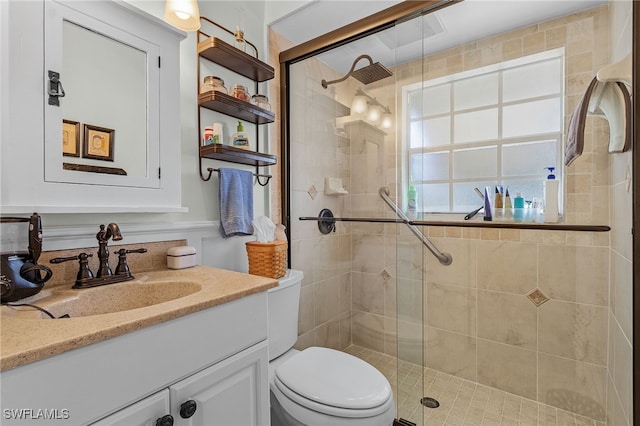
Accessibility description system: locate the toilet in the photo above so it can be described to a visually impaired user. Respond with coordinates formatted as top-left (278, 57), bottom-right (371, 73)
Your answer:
top-left (267, 270), bottom-right (396, 426)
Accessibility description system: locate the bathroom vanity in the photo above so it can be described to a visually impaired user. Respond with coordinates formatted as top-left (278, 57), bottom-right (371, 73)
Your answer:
top-left (0, 267), bottom-right (277, 425)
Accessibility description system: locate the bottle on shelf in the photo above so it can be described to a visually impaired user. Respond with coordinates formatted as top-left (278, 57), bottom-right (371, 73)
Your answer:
top-left (543, 166), bottom-right (559, 223)
top-left (202, 126), bottom-right (214, 146)
top-left (212, 123), bottom-right (223, 145)
top-left (407, 184), bottom-right (417, 219)
top-left (231, 84), bottom-right (251, 102)
top-left (231, 121), bottom-right (250, 149)
top-left (234, 26), bottom-right (246, 52)
top-left (200, 76), bottom-right (227, 95)
top-left (513, 192), bottom-right (525, 222)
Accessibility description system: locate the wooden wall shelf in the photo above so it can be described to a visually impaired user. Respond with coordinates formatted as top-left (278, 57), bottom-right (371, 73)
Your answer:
top-left (198, 91), bottom-right (275, 124)
top-left (197, 37), bottom-right (274, 82)
top-left (196, 27), bottom-right (276, 183)
top-left (200, 144), bottom-right (276, 167)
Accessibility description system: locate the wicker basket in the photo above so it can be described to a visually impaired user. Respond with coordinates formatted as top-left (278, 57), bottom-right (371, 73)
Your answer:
top-left (246, 240), bottom-right (287, 279)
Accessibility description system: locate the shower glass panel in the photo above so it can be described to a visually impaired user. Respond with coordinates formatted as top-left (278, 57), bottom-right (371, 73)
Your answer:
top-left (282, 1), bottom-right (632, 425)
top-left (286, 13), bottom-right (427, 426)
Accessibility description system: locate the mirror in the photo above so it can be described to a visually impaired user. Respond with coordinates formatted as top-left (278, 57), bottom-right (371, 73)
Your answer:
top-left (44, 0), bottom-right (160, 188)
top-left (61, 20), bottom-right (147, 177)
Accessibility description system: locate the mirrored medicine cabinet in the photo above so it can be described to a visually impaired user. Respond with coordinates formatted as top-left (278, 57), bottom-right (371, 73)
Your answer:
top-left (0, 0), bottom-right (186, 213)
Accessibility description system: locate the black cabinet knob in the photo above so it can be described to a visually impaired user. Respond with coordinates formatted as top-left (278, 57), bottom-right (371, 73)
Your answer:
top-left (155, 414), bottom-right (174, 426)
top-left (179, 400), bottom-right (197, 419)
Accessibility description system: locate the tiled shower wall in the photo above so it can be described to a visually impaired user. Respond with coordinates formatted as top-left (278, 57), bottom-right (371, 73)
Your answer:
top-left (271, 3), bottom-right (632, 424)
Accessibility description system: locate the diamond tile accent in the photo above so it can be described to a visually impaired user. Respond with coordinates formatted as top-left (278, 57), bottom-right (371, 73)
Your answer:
top-left (527, 288), bottom-right (550, 307)
top-left (379, 269), bottom-right (391, 281)
top-left (307, 185), bottom-right (318, 200)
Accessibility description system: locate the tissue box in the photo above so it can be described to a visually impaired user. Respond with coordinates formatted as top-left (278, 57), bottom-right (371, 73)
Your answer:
top-left (167, 246), bottom-right (196, 269)
top-left (246, 241), bottom-right (287, 279)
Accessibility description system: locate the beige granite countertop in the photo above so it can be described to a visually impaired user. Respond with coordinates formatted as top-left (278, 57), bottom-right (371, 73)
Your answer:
top-left (0, 266), bottom-right (277, 372)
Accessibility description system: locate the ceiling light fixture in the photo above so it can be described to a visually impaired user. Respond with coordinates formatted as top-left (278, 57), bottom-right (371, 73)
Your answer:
top-left (352, 88), bottom-right (392, 128)
top-left (164, 0), bottom-right (201, 31)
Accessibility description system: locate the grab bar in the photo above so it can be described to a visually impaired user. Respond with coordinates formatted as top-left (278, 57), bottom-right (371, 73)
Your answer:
top-left (379, 187), bottom-right (453, 266)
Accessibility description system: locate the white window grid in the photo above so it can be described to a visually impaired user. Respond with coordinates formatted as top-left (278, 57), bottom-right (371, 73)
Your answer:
top-left (404, 49), bottom-right (565, 213)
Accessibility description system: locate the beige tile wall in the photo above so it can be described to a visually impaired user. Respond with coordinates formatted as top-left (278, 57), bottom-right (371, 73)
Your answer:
top-left (272, 3), bottom-right (633, 424)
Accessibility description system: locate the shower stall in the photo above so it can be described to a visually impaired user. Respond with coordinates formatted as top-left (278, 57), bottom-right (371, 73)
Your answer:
top-left (275, 1), bottom-right (635, 425)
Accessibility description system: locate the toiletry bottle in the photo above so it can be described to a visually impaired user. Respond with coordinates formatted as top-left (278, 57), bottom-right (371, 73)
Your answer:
top-left (202, 126), bottom-right (214, 146)
top-left (231, 121), bottom-right (250, 149)
top-left (494, 185), bottom-right (503, 209)
top-left (212, 123), bottom-right (223, 145)
top-left (483, 186), bottom-right (493, 221)
top-left (503, 187), bottom-right (512, 218)
top-left (234, 26), bottom-right (246, 52)
top-left (543, 167), bottom-right (559, 223)
top-left (504, 188), bottom-right (512, 208)
top-left (494, 185), bottom-right (504, 218)
top-left (407, 185), bottom-right (417, 219)
top-left (513, 192), bottom-right (525, 222)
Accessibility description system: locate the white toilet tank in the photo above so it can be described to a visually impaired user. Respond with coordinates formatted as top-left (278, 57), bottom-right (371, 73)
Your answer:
top-left (267, 269), bottom-right (303, 361)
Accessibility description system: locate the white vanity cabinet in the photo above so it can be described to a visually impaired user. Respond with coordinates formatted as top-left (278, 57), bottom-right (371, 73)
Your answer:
top-left (0, 293), bottom-right (270, 426)
top-left (91, 342), bottom-right (268, 426)
top-left (90, 389), bottom-right (172, 426)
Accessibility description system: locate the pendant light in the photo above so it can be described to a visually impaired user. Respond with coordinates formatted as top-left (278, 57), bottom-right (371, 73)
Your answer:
top-left (380, 109), bottom-right (393, 129)
top-left (164, 0), bottom-right (201, 31)
top-left (366, 102), bottom-right (382, 123)
top-left (351, 93), bottom-right (368, 115)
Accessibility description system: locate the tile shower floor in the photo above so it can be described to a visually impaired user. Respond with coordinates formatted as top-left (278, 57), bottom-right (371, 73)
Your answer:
top-left (344, 345), bottom-right (605, 426)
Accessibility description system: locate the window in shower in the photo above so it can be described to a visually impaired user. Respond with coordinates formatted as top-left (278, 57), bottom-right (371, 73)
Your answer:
top-left (405, 49), bottom-right (564, 213)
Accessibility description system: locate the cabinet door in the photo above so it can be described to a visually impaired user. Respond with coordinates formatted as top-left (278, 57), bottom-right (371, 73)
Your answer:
top-left (90, 389), bottom-right (172, 426)
top-left (170, 341), bottom-right (269, 426)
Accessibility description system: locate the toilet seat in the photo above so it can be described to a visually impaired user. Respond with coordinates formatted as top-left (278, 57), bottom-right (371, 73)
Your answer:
top-left (273, 347), bottom-right (393, 418)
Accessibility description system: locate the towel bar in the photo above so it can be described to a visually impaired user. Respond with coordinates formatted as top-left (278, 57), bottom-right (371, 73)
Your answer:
top-left (208, 167), bottom-right (272, 186)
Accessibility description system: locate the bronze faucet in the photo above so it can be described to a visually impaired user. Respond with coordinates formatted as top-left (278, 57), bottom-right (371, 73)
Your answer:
top-left (50, 223), bottom-right (146, 289)
top-left (96, 223), bottom-right (122, 277)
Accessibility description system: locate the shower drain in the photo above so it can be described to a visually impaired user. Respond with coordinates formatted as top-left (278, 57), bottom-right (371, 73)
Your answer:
top-left (420, 397), bottom-right (440, 408)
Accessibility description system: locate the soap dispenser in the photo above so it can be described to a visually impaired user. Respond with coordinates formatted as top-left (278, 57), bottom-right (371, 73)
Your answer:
top-left (231, 121), bottom-right (250, 150)
top-left (543, 167), bottom-right (559, 223)
top-left (407, 185), bottom-right (417, 219)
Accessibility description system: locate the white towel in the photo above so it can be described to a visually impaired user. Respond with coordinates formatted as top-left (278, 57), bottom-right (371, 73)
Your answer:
top-left (588, 81), bottom-right (631, 153)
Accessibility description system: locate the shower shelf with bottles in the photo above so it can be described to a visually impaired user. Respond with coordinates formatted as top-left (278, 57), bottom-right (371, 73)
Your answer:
top-left (196, 18), bottom-right (276, 183)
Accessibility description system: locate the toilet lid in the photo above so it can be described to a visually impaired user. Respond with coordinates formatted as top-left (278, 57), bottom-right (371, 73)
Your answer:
top-left (274, 347), bottom-right (391, 410)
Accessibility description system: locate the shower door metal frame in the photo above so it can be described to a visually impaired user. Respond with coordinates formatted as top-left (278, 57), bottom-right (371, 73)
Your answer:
top-left (632, 3), bottom-right (639, 423)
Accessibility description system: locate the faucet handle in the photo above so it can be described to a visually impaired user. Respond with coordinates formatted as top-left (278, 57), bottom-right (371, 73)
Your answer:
top-left (50, 253), bottom-right (94, 285)
top-left (113, 248), bottom-right (147, 276)
top-left (126, 248), bottom-right (148, 254)
top-left (50, 253), bottom-right (93, 264)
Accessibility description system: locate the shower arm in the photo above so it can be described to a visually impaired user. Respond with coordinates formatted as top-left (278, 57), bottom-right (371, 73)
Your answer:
top-left (321, 54), bottom-right (374, 88)
top-left (379, 187), bottom-right (453, 266)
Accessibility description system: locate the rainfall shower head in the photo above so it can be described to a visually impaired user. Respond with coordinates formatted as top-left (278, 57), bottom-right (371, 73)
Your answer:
top-left (321, 54), bottom-right (393, 88)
